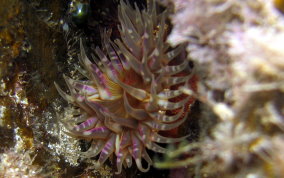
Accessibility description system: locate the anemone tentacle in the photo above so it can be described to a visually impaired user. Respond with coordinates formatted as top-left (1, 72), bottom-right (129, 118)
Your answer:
top-left (56, 0), bottom-right (196, 173)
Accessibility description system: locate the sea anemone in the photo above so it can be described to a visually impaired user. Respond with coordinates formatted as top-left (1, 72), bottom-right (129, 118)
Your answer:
top-left (55, 0), bottom-right (195, 173)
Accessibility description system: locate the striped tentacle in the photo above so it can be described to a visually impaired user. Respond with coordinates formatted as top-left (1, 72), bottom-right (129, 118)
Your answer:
top-left (148, 108), bottom-right (183, 123)
top-left (165, 45), bottom-right (184, 63)
top-left (101, 30), bottom-right (124, 75)
top-left (62, 75), bottom-right (97, 115)
top-left (80, 40), bottom-right (113, 100)
top-left (163, 75), bottom-right (191, 87)
top-left (54, 82), bottom-right (75, 103)
top-left (61, 119), bottom-right (110, 139)
top-left (115, 148), bottom-right (128, 174)
top-left (80, 126), bottom-right (111, 139)
top-left (142, 149), bottom-right (153, 166)
top-left (63, 76), bottom-right (98, 96)
top-left (72, 117), bottom-right (99, 132)
top-left (123, 92), bottom-right (149, 120)
top-left (145, 110), bottom-right (189, 131)
top-left (145, 75), bottom-right (160, 112)
top-left (141, 31), bottom-right (153, 83)
top-left (120, 131), bottom-right (131, 149)
top-left (131, 134), bottom-right (150, 172)
top-left (145, 141), bottom-right (167, 154)
top-left (90, 98), bottom-right (124, 115)
top-left (157, 60), bottom-right (189, 76)
top-left (151, 132), bottom-right (189, 143)
top-left (135, 125), bottom-right (168, 154)
top-left (111, 73), bottom-right (149, 101)
top-left (109, 40), bottom-right (130, 70)
top-left (84, 99), bottom-right (106, 119)
top-left (115, 40), bottom-right (145, 78)
top-left (118, 1), bottom-right (141, 43)
top-left (95, 134), bottom-right (116, 168)
top-left (157, 96), bottom-right (190, 110)
top-left (104, 116), bottom-right (123, 133)
top-left (136, 124), bottom-right (151, 143)
top-left (157, 89), bottom-right (183, 100)
top-left (82, 140), bottom-right (105, 158)
top-left (111, 117), bottom-right (138, 130)
top-left (148, 48), bottom-right (162, 72)
top-left (125, 151), bottom-right (133, 168)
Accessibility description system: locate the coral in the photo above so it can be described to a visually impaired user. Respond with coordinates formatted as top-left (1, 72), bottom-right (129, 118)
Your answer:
top-left (165, 0), bottom-right (284, 91)
top-left (154, 0), bottom-right (284, 177)
top-left (55, 0), bottom-right (195, 174)
top-left (0, 149), bottom-right (43, 178)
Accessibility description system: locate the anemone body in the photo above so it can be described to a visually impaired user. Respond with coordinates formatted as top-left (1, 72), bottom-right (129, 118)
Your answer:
top-left (56, 0), bottom-right (195, 173)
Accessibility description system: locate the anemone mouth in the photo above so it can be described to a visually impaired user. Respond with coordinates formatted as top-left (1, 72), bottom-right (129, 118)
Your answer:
top-left (56, 0), bottom-right (196, 173)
